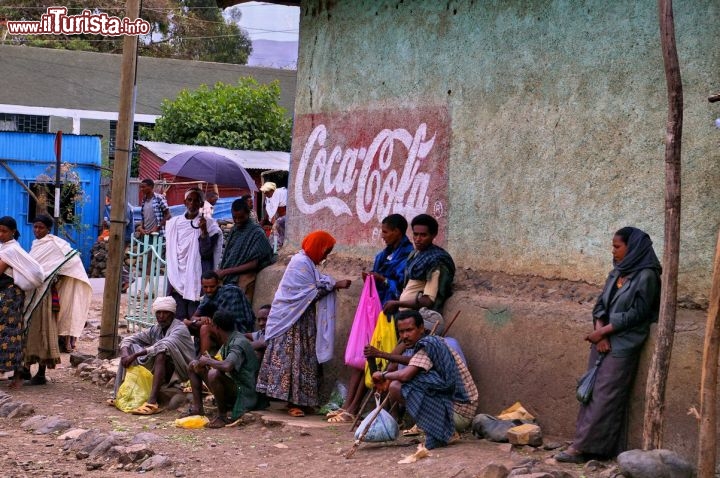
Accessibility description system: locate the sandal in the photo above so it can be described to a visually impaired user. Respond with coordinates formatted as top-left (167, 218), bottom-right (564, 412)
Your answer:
top-left (130, 402), bottom-right (163, 415)
top-left (326, 408), bottom-right (345, 418)
top-left (206, 416), bottom-right (230, 428)
top-left (287, 407), bottom-right (305, 417)
top-left (327, 411), bottom-right (354, 423)
top-left (225, 416), bottom-right (248, 428)
top-left (402, 424), bottom-right (422, 437)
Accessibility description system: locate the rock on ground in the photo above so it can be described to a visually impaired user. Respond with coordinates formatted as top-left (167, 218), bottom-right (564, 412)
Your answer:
top-left (477, 463), bottom-right (510, 478)
top-left (617, 449), bottom-right (695, 478)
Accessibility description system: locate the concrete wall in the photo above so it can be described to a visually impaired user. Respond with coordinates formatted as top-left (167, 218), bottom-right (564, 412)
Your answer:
top-left (254, 262), bottom-right (707, 461)
top-left (289, 0), bottom-right (720, 304)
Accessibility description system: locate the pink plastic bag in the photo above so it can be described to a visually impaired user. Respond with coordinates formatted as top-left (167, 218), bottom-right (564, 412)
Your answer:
top-left (344, 275), bottom-right (382, 370)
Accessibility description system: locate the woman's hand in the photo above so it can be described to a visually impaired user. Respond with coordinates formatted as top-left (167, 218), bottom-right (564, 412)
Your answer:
top-left (335, 279), bottom-right (351, 290)
top-left (596, 338), bottom-right (611, 353)
top-left (585, 329), bottom-right (605, 344)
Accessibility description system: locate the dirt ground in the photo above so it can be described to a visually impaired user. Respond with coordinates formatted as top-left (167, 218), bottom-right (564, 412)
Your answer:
top-left (0, 288), bottom-right (617, 478)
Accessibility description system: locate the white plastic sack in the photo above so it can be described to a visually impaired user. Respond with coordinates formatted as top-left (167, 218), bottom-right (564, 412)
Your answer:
top-left (354, 394), bottom-right (399, 443)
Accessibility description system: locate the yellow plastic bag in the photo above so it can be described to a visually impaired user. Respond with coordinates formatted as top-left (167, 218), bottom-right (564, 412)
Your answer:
top-left (174, 415), bottom-right (210, 429)
top-left (115, 365), bottom-right (153, 413)
top-left (364, 312), bottom-right (398, 388)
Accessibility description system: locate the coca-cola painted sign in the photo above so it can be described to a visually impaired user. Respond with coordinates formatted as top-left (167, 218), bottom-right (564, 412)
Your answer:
top-left (289, 107), bottom-right (449, 247)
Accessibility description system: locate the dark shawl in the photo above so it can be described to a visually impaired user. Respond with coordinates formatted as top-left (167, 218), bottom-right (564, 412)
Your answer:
top-left (401, 335), bottom-right (469, 449)
top-left (220, 221), bottom-right (274, 284)
top-left (404, 244), bottom-right (456, 312)
top-left (614, 228), bottom-right (662, 276)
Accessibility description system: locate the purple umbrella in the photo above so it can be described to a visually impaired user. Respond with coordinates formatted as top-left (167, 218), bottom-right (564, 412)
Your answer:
top-left (159, 150), bottom-right (258, 191)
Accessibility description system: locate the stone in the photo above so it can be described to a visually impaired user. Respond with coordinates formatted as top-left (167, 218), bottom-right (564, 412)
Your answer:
top-left (62, 430), bottom-right (106, 453)
top-left (69, 351), bottom-right (95, 367)
top-left (583, 460), bottom-right (606, 473)
top-left (617, 449), bottom-right (694, 478)
top-left (58, 429), bottom-right (89, 441)
top-left (542, 441), bottom-right (563, 450)
top-left (0, 401), bottom-right (22, 417)
top-left (507, 423), bottom-right (543, 447)
top-left (597, 467), bottom-right (624, 478)
top-left (89, 436), bottom-right (120, 459)
top-left (33, 416), bottom-right (73, 435)
top-left (509, 468), bottom-right (532, 477)
top-left (109, 443), bottom-right (154, 464)
top-left (7, 403), bottom-right (35, 419)
top-left (549, 472), bottom-right (575, 478)
top-left (498, 443), bottom-right (513, 453)
top-left (85, 462), bottom-right (103, 471)
top-left (130, 432), bottom-right (165, 445)
top-left (139, 454), bottom-right (171, 471)
top-left (477, 463), bottom-right (509, 478)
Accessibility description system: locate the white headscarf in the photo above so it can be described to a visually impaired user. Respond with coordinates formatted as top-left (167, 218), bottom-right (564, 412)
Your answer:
top-left (151, 296), bottom-right (177, 315)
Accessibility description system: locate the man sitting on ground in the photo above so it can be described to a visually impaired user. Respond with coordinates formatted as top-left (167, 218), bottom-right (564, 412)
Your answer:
top-left (112, 296), bottom-right (195, 415)
top-left (371, 310), bottom-right (478, 449)
top-left (186, 310), bottom-right (260, 428)
top-left (185, 271), bottom-right (255, 355)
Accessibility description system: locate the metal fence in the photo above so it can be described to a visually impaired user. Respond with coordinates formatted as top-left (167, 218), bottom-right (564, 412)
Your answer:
top-left (125, 232), bottom-right (166, 331)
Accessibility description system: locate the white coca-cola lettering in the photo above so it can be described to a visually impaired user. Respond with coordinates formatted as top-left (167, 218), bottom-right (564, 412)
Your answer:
top-left (295, 123), bottom-right (436, 224)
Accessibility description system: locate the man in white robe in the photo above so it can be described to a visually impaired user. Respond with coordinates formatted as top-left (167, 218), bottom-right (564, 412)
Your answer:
top-left (165, 188), bottom-right (223, 321)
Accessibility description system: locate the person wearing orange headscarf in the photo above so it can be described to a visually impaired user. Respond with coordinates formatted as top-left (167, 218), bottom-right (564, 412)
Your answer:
top-left (256, 231), bottom-right (351, 417)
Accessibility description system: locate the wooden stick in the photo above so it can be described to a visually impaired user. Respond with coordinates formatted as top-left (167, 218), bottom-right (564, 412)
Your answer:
top-left (642, 0), bottom-right (683, 450)
top-left (698, 230), bottom-right (720, 477)
top-left (441, 310), bottom-right (462, 337)
top-left (350, 388), bottom-right (374, 432)
top-left (708, 93), bottom-right (720, 103)
top-left (345, 393), bottom-right (391, 459)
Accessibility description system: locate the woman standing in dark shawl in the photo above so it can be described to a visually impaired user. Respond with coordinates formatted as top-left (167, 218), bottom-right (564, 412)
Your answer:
top-left (556, 227), bottom-right (662, 463)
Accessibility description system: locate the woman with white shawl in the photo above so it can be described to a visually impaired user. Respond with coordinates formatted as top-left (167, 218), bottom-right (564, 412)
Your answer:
top-left (26, 215), bottom-right (92, 384)
top-left (165, 188), bottom-right (224, 321)
top-left (255, 231), bottom-right (351, 417)
top-left (0, 216), bottom-right (44, 388)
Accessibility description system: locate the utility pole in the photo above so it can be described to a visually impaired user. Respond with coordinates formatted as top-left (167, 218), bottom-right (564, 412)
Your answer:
top-left (98, 0), bottom-right (140, 359)
top-left (641, 0), bottom-right (683, 449)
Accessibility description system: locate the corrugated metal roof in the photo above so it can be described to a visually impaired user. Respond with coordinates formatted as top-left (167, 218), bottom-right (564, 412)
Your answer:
top-left (135, 141), bottom-right (290, 171)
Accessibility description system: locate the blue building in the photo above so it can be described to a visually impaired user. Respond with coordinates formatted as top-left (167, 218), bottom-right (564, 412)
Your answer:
top-left (0, 131), bottom-right (102, 268)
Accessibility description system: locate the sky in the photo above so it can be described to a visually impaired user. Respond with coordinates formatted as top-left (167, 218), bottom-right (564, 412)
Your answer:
top-left (228, 2), bottom-right (300, 42)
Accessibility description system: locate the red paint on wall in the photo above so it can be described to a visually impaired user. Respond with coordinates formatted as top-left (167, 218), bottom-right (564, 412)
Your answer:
top-left (289, 106), bottom-right (450, 246)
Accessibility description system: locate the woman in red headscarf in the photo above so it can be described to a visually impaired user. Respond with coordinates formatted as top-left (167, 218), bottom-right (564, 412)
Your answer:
top-left (256, 231), bottom-right (351, 417)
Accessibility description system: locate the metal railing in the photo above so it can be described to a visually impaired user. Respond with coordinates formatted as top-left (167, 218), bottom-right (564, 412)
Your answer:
top-left (125, 233), bottom-right (166, 331)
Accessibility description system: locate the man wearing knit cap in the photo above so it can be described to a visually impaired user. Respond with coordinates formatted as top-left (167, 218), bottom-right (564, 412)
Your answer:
top-left (111, 296), bottom-right (195, 415)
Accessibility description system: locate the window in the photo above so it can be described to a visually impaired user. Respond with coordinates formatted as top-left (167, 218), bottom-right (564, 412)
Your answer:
top-left (0, 113), bottom-right (49, 133)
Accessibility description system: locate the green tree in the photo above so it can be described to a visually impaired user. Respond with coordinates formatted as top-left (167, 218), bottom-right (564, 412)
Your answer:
top-left (0, 0), bottom-right (252, 64)
top-left (142, 78), bottom-right (292, 151)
